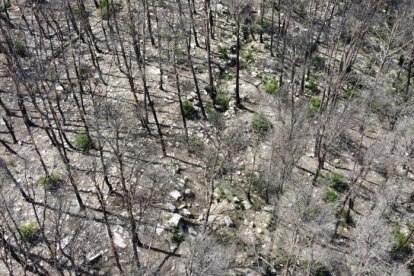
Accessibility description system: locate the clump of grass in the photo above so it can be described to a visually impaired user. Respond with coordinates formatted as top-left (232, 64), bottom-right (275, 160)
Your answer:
top-left (18, 222), bottom-right (37, 243)
top-left (309, 96), bottom-right (321, 116)
top-left (327, 172), bottom-right (349, 192)
top-left (171, 230), bottom-right (185, 244)
top-left (323, 187), bottom-right (338, 202)
top-left (215, 92), bottom-right (230, 111)
top-left (182, 100), bottom-right (197, 119)
top-left (98, 0), bottom-right (112, 19)
top-left (243, 47), bottom-right (256, 64)
top-left (38, 173), bottom-right (60, 190)
top-left (245, 170), bottom-right (266, 198)
top-left (251, 112), bottom-right (272, 134)
top-left (391, 230), bottom-right (412, 258)
top-left (74, 133), bottom-right (92, 151)
top-left (262, 78), bottom-right (279, 94)
top-left (306, 76), bottom-right (319, 94)
top-left (311, 55), bottom-right (325, 70)
top-left (12, 38), bottom-right (26, 57)
top-left (215, 186), bottom-right (226, 202)
top-left (217, 45), bottom-right (230, 60)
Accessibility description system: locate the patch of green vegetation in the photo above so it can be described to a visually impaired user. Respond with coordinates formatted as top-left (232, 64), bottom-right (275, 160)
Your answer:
top-left (12, 38), bottom-right (26, 57)
top-left (327, 172), bottom-right (349, 192)
top-left (243, 47), bottom-right (256, 64)
top-left (306, 76), bottom-right (319, 94)
top-left (18, 222), bottom-right (37, 243)
top-left (171, 230), bottom-right (185, 244)
top-left (74, 133), bottom-right (92, 151)
top-left (182, 100), bottom-right (197, 119)
top-left (262, 78), bottom-right (279, 94)
top-left (217, 45), bottom-right (230, 60)
top-left (98, 0), bottom-right (112, 19)
top-left (204, 102), bottom-right (213, 115)
top-left (71, 6), bottom-right (80, 15)
top-left (215, 186), bottom-right (226, 202)
top-left (391, 230), bottom-right (412, 258)
top-left (215, 92), bottom-right (230, 110)
top-left (309, 96), bottom-right (321, 116)
top-left (222, 71), bottom-right (233, 81)
top-left (323, 187), bottom-right (338, 202)
top-left (38, 173), bottom-right (60, 190)
top-left (251, 112), bottom-right (272, 134)
top-left (171, 163), bottom-right (180, 175)
top-left (245, 170), bottom-right (266, 198)
top-left (311, 55), bottom-right (325, 70)
top-left (1, 0), bottom-right (11, 11)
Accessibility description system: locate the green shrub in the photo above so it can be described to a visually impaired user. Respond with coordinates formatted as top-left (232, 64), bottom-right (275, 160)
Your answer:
top-left (311, 55), bottom-right (325, 70)
top-left (245, 170), bottom-right (266, 198)
top-left (12, 38), bottom-right (26, 57)
top-left (309, 96), bottom-right (321, 116)
top-left (215, 92), bottom-right (230, 110)
top-left (18, 222), bottom-right (37, 243)
top-left (217, 45), bottom-right (230, 60)
top-left (98, 0), bottom-right (112, 18)
top-left (215, 186), bottom-right (226, 202)
top-left (71, 6), bottom-right (80, 15)
top-left (171, 231), bottom-right (185, 244)
top-left (222, 71), bottom-right (233, 81)
top-left (204, 103), bottom-right (213, 115)
top-left (306, 77), bottom-right (319, 94)
top-left (182, 100), bottom-right (197, 118)
top-left (243, 48), bottom-right (255, 64)
top-left (327, 172), bottom-right (349, 192)
top-left (262, 78), bottom-right (279, 94)
top-left (251, 112), bottom-right (272, 133)
top-left (1, 0), bottom-right (11, 10)
top-left (391, 230), bottom-right (412, 258)
top-left (324, 188), bottom-right (338, 202)
top-left (38, 173), bottom-right (60, 190)
top-left (74, 133), bottom-right (92, 151)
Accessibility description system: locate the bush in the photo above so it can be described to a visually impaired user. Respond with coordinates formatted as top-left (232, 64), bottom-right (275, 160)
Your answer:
top-left (215, 92), bottom-right (230, 110)
top-left (74, 133), bottom-right (92, 151)
top-left (309, 96), bottom-right (321, 116)
top-left (204, 103), bottom-right (214, 115)
top-left (217, 45), bottom-right (230, 60)
top-left (306, 77), bottom-right (319, 94)
top-left (182, 100), bottom-right (197, 119)
top-left (38, 173), bottom-right (60, 190)
top-left (171, 230), bottom-right (185, 244)
top-left (12, 38), bottom-right (26, 57)
top-left (215, 186), bottom-right (226, 202)
top-left (327, 172), bottom-right (349, 192)
top-left (323, 187), bottom-right (338, 202)
top-left (391, 230), bottom-right (412, 258)
top-left (244, 170), bottom-right (266, 198)
top-left (243, 47), bottom-right (255, 64)
top-left (311, 55), bottom-right (325, 70)
top-left (251, 112), bottom-right (272, 133)
top-left (1, 0), bottom-right (11, 10)
top-left (98, 0), bottom-right (112, 18)
top-left (18, 222), bottom-right (37, 243)
top-left (262, 78), bottom-right (279, 94)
